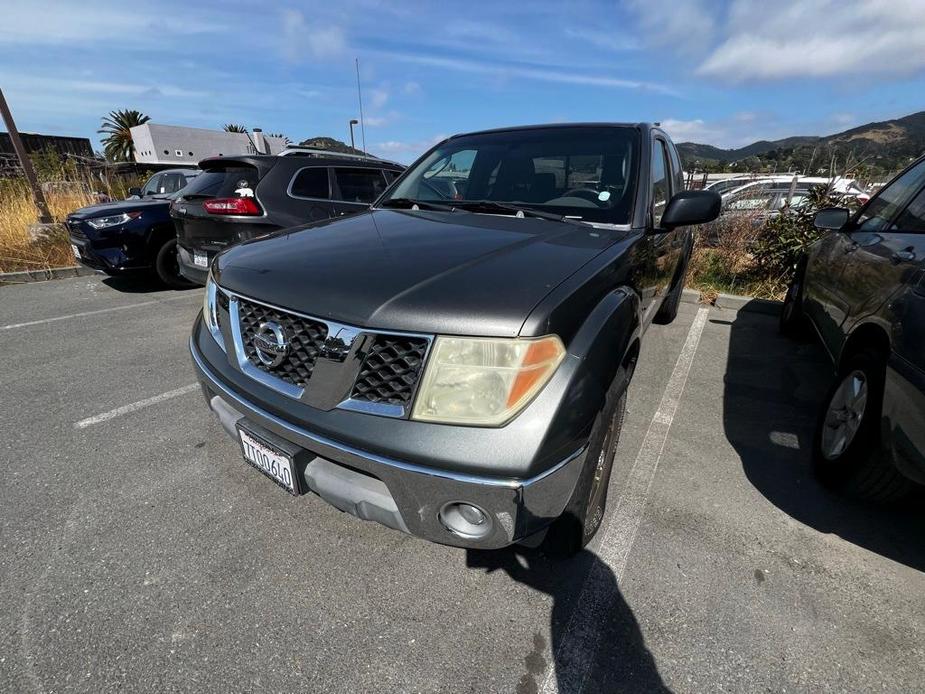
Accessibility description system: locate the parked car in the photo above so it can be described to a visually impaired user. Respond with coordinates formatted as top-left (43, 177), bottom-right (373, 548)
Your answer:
top-left (171, 153), bottom-right (405, 285)
top-left (780, 154), bottom-right (925, 500)
top-left (188, 122), bottom-right (720, 554)
top-left (67, 168), bottom-right (199, 288)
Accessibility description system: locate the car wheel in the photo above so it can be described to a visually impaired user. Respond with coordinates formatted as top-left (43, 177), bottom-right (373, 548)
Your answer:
top-left (654, 247), bottom-right (690, 325)
top-left (780, 258), bottom-right (808, 338)
top-left (154, 238), bottom-right (194, 290)
top-left (541, 367), bottom-right (630, 557)
top-left (813, 350), bottom-right (912, 501)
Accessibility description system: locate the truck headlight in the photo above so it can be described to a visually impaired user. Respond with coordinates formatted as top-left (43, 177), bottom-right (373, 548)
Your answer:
top-left (202, 273), bottom-right (223, 348)
top-left (411, 335), bottom-right (565, 426)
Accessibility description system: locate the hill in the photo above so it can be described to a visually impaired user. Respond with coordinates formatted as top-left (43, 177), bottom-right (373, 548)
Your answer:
top-left (297, 136), bottom-right (369, 156)
top-left (677, 111), bottom-right (925, 175)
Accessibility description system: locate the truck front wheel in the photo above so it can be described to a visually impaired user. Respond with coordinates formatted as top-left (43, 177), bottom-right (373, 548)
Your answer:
top-left (541, 369), bottom-right (630, 556)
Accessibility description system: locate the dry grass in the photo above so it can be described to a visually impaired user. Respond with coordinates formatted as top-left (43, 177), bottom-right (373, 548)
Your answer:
top-left (685, 212), bottom-right (788, 302)
top-left (0, 179), bottom-right (96, 273)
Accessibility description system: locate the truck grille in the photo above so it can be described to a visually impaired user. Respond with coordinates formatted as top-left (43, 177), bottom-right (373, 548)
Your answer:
top-left (350, 336), bottom-right (429, 406)
top-left (237, 298), bottom-right (328, 387)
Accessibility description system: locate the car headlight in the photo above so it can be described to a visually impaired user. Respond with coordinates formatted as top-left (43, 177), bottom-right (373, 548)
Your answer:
top-left (202, 273), bottom-right (224, 348)
top-left (411, 335), bottom-right (565, 426)
top-left (86, 211), bottom-right (141, 229)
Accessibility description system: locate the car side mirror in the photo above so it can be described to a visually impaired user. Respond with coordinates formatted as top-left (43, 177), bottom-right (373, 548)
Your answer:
top-left (814, 207), bottom-right (850, 231)
top-left (127, 187), bottom-right (143, 198)
top-left (657, 190), bottom-right (722, 231)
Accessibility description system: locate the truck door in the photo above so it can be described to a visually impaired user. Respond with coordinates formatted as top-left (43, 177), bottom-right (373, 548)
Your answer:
top-left (638, 137), bottom-right (679, 323)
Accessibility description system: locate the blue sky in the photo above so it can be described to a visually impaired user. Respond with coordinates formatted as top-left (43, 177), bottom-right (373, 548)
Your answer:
top-left (2, 0), bottom-right (924, 162)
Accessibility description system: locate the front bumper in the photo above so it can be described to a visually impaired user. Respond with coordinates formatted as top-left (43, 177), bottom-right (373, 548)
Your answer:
top-left (190, 335), bottom-right (586, 549)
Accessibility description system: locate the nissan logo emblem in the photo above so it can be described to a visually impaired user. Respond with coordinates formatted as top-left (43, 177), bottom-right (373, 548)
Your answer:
top-left (253, 321), bottom-right (289, 368)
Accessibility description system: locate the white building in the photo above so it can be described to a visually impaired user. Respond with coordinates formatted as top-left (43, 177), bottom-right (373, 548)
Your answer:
top-left (130, 124), bottom-right (289, 165)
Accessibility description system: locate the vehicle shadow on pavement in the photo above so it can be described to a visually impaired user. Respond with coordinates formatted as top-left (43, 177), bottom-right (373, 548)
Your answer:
top-left (722, 304), bottom-right (925, 573)
top-left (466, 547), bottom-right (670, 694)
top-left (102, 275), bottom-right (197, 294)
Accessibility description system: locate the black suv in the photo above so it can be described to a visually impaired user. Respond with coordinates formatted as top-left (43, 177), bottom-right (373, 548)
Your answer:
top-left (189, 123), bottom-right (720, 554)
top-left (171, 154), bottom-right (404, 285)
top-left (781, 154), bottom-right (925, 500)
top-left (67, 168), bottom-right (198, 287)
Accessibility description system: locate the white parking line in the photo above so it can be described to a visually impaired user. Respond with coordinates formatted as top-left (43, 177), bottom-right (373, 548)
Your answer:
top-left (0, 295), bottom-right (199, 331)
top-left (541, 306), bottom-right (710, 694)
top-left (73, 383), bottom-right (199, 429)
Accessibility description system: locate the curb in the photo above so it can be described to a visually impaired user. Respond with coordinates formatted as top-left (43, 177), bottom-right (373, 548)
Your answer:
top-left (0, 265), bottom-right (98, 285)
top-left (681, 288), bottom-right (781, 316)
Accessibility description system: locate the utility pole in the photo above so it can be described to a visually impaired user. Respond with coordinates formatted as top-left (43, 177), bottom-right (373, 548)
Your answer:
top-left (0, 87), bottom-right (52, 223)
top-left (355, 58), bottom-right (367, 154)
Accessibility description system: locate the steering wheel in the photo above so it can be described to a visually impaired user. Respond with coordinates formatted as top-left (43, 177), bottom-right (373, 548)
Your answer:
top-left (562, 188), bottom-right (604, 204)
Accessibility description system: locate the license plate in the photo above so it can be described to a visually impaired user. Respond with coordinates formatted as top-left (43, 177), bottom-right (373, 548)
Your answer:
top-left (238, 427), bottom-right (298, 493)
top-left (71, 243), bottom-right (81, 260)
top-left (193, 251), bottom-right (209, 268)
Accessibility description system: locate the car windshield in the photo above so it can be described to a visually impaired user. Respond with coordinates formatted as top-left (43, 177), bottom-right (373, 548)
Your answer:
top-left (381, 126), bottom-right (639, 225)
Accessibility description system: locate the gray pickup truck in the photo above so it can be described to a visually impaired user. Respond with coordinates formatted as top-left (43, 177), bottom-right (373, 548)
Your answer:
top-left (189, 123), bottom-right (719, 555)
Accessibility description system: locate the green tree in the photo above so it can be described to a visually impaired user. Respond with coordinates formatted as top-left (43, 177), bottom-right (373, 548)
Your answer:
top-left (98, 109), bottom-right (150, 162)
top-left (223, 124), bottom-right (247, 133)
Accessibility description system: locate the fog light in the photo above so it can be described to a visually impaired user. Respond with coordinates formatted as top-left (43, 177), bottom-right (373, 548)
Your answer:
top-left (439, 502), bottom-right (492, 539)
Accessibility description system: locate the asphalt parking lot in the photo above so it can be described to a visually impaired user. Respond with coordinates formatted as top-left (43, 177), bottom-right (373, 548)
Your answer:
top-left (1, 275), bottom-right (923, 693)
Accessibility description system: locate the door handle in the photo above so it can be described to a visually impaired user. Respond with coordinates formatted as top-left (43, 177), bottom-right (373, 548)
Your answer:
top-left (891, 249), bottom-right (916, 264)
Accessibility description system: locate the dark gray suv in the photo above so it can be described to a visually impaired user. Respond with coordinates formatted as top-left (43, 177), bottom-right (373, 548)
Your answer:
top-left (781, 154), bottom-right (925, 500)
top-left (189, 123), bottom-right (720, 554)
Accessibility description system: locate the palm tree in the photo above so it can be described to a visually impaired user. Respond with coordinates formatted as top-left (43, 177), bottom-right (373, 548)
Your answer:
top-left (223, 124), bottom-right (247, 133)
top-left (98, 109), bottom-right (150, 162)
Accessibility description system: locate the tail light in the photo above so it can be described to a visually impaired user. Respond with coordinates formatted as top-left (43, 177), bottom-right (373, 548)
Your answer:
top-left (203, 197), bottom-right (262, 215)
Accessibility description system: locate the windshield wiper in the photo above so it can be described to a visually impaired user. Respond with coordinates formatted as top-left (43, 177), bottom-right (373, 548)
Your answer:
top-left (453, 200), bottom-right (585, 225)
top-left (378, 197), bottom-right (458, 212)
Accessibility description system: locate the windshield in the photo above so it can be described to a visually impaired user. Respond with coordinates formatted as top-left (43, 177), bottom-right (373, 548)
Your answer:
top-left (381, 126), bottom-right (639, 225)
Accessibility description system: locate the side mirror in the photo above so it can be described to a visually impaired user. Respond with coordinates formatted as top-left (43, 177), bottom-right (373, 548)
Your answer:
top-left (127, 187), bottom-right (143, 198)
top-left (658, 190), bottom-right (722, 231)
top-left (814, 207), bottom-right (849, 231)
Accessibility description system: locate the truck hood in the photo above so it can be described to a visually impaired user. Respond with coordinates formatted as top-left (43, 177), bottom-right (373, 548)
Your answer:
top-left (67, 198), bottom-right (168, 221)
top-left (213, 209), bottom-right (622, 337)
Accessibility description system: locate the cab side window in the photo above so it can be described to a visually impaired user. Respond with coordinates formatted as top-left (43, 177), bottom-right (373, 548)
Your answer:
top-left (651, 140), bottom-right (671, 227)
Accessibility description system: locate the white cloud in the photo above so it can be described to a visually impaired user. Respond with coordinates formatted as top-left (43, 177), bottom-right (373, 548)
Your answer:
top-left (697, 0), bottom-right (925, 81)
top-left (402, 81), bottom-right (422, 96)
top-left (280, 9), bottom-right (346, 62)
top-left (372, 134), bottom-right (448, 163)
top-left (369, 87), bottom-right (390, 110)
top-left (625, 0), bottom-right (715, 56)
top-left (378, 52), bottom-right (677, 95)
top-left (564, 27), bottom-right (639, 52)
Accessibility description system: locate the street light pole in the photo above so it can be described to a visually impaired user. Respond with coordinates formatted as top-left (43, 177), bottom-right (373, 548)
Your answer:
top-left (349, 119), bottom-right (359, 152)
top-left (0, 87), bottom-right (53, 223)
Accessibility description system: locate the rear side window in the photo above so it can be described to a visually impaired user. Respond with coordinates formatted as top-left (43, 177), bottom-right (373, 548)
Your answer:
top-left (333, 167), bottom-right (387, 203)
top-left (181, 165), bottom-right (260, 198)
top-left (159, 173), bottom-right (187, 194)
top-left (382, 169), bottom-right (399, 183)
top-left (856, 160), bottom-right (925, 232)
top-left (892, 187), bottom-right (925, 233)
top-left (290, 167), bottom-right (330, 199)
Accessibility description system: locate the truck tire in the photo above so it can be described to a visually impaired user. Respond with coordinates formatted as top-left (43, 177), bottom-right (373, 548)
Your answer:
top-left (542, 367), bottom-right (630, 557)
top-left (813, 350), bottom-right (912, 501)
top-left (154, 237), bottom-right (193, 290)
top-left (780, 258), bottom-right (809, 339)
top-left (654, 247), bottom-right (690, 325)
